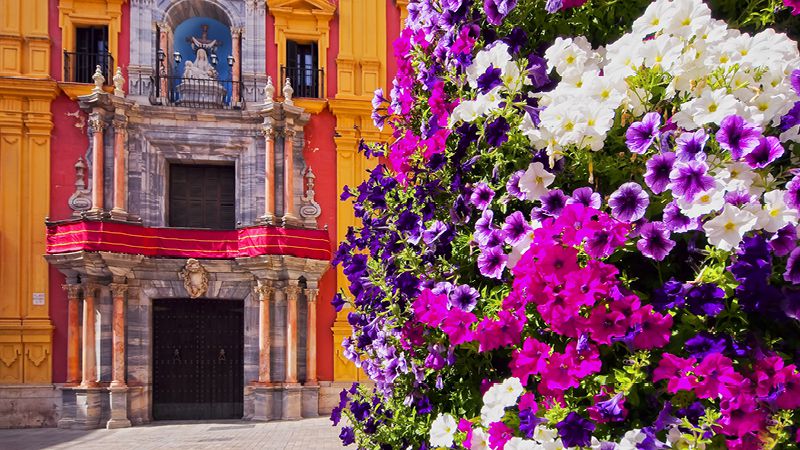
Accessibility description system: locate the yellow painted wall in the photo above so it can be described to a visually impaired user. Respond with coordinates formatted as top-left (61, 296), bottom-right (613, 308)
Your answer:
top-left (0, 0), bottom-right (56, 384)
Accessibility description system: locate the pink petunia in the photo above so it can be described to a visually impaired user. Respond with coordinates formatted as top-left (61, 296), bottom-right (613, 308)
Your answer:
top-left (653, 353), bottom-right (698, 394)
top-left (509, 337), bottom-right (552, 382)
top-left (411, 289), bottom-right (449, 327)
top-left (440, 309), bottom-right (477, 346)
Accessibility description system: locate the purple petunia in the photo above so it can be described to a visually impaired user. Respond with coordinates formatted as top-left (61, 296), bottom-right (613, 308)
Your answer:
top-left (770, 224), bottom-right (797, 257)
top-left (785, 247), bottom-right (800, 284)
top-left (484, 0), bottom-right (519, 25)
top-left (716, 115), bottom-right (762, 160)
top-left (675, 129), bottom-right (708, 162)
top-left (625, 112), bottom-right (661, 154)
top-left (477, 65), bottom-right (503, 94)
top-left (449, 284), bottom-right (480, 312)
top-left (792, 69), bottom-right (800, 96)
top-left (478, 245), bottom-right (508, 279)
top-left (663, 200), bottom-right (699, 232)
top-left (506, 170), bottom-right (527, 200)
top-left (470, 182), bottom-right (496, 210)
top-left (609, 182), bottom-right (649, 222)
top-left (685, 332), bottom-right (727, 358)
top-left (503, 211), bottom-right (533, 245)
top-left (636, 221), bottom-right (675, 261)
top-left (743, 136), bottom-right (784, 169)
top-left (668, 160), bottom-right (714, 202)
top-left (541, 189), bottom-right (568, 216)
top-left (567, 187), bottom-right (602, 209)
top-left (556, 412), bottom-right (596, 448)
top-left (786, 173), bottom-right (800, 210)
top-left (485, 116), bottom-right (511, 148)
top-left (644, 152), bottom-right (676, 194)
top-left (475, 209), bottom-right (495, 245)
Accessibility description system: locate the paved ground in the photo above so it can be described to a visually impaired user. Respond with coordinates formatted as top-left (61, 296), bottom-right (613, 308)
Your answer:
top-left (0, 418), bottom-right (350, 450)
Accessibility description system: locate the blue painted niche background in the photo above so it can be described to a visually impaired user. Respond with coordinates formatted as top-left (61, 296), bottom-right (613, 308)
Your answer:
top-left (173, 17), bottom-right (233, 97)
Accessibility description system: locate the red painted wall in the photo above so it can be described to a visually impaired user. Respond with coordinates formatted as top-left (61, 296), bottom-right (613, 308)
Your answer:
top-left (47, 0), bottom-right (131, 383)
top-left (387, 0), bottom-right (401, 88)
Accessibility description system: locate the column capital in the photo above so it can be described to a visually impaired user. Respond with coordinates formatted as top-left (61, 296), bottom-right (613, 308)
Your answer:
top-left (260, 125), bottom-right (275, 140)
top-left (82, 282), bottom-right (102, 297)
top-left (62, 284), bottom-right (82, 300)
top-left (88, 117), bottom-right (106, 133)
top-left (285, 284), bottom-right (302, 301)
top-left (253, 280), bottom-right (275, 301)
top-left (109, 283), bottom-right (128, 298)
top-left (304, 288), bottom-right (319, 303)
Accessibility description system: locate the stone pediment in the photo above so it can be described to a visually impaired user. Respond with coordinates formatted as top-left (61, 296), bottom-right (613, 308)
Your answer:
top-left (269, 0), bottom-right (336, 15)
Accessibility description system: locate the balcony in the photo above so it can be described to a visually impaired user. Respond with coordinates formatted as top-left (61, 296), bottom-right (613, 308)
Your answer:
top-left (147, 75), bottom-right (248, 110)
top-left (63, 51), bottom-right (114, 84)
top-left (281, 65), bottom-right (323, 99)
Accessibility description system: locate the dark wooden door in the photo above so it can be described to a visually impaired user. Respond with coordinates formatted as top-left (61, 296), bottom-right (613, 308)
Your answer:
top-left (169, 164), bottom-right (236, 230)
top-left (152, 299), bottom-right (244, 420)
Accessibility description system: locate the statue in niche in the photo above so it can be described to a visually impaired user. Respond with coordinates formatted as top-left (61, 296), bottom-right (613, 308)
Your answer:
top-left (183, 24), bottom-right (219, 80)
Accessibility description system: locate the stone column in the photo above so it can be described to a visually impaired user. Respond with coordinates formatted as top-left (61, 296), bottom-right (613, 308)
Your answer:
top-left (261, 125), bottom-right (275, 224)
top-left (253, 280), bottom-right (274, 384)
top-left (80, 283), bottom-right (100, 388)
top-left (158, 24), bottom-right (169, 99)
top-left (304, 288), bottom-right (319, 385)
top-left (62, 284), bottom-right (82, 385)
top-left (108, 283), bottom-right (127, 388)
top-left (282, 128), bottom-right (299, 226)
top-left (284, 284), bottom-right (301, 384)
top-left (110, 118), bottom-right (128, 220)
top-left (88, 117), bottom-right (106, 215)
top-left (107, 282), bottom-right (131, 428)
top-left (232, 28), bottom-right (242, 104)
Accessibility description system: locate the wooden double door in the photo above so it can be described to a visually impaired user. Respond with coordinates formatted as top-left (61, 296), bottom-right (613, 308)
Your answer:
top-left (152, 298), bottom-right (244, 420)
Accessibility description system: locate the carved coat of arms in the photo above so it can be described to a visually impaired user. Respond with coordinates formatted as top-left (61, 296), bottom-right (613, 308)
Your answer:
top-left (179, 258), bottom-right (209, 299)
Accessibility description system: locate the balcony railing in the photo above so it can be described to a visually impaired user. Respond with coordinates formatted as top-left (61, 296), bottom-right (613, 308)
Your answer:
top-left (147, 74), bottom-right (247, 110)
top-left (64, 51), bottom-right (114, 84)
top-left (281, 65), bottom-right (323, 99)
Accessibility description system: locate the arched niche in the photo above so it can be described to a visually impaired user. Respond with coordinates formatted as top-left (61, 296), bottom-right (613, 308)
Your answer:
top-left (160, 0), bottom-right (238, 30)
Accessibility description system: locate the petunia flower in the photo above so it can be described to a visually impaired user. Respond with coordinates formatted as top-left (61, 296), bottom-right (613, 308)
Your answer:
top-left (675, 129), bottom-right (708, 162)
top-left (785, 247), bottom-right (800, 284)
top-left (743, 136), bottom-right (784, 169)
top-left (518, 161), bottom-right (555, 201)
top-left (556, 412), bottom-right (595, 448)
top-left (484, 0), bottom-right (519, 25)
top-left (703, 204), bottom-right (758, 251)
top-left (636, 221), bottom-right (675, 261)
top-left (668, 159), bottom-right (715, 202)
top-left (503, 211), bottom-right (534, 245)
top-left (609, 182), bottom-right (649, 222)
top-left (567, 186), bottom-right (602, 209)
top-left (625, 112), bottom-right (661, 154)
top-left (448, 284), bottom-right (480, 312)
top-left (478, 245), bottom-right (508, 279)
top-left (470, 182), bottom-right (496, 210)
top-left (644, 152), bottom-right (675, 194)
top-left (506, 170), bottom-right (528, 200)
top-left (541, 189), bottom-right (568, 215)
top-left (716, 115), bottom-right (763, 160)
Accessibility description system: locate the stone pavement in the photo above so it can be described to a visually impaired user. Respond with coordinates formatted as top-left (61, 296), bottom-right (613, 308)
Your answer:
top-left (0, 418), bottom-right (350, 450)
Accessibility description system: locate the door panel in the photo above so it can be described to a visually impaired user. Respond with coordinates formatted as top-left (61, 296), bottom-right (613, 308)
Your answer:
top-left (152, 298), bottom-right (244, 420)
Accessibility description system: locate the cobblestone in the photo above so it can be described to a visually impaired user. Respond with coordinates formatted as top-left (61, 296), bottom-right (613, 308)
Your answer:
top-left (0, 418), bottom-right (349, 450)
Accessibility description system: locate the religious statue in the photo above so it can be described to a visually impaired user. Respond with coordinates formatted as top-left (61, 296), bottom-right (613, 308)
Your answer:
top-left (183, 24), bottom-right (219, 80)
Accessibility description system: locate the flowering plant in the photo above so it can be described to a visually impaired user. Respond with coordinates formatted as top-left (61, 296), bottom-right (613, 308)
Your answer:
top-left (333, 0), bottom-right (800, 449)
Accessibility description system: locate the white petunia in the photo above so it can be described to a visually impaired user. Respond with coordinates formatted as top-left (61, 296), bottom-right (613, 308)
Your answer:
top-left (479, 403), bottom-right (505, 426)
top-left (429, 413), bottom-right (457, 448)
top-left (618, 429), bottom-right (647, 450)
top-left (703, 204), bottom-right (758, 251)
top-left (470, 428), bottom-right (491, 450)
top-left (676, 89), bottom-right (741, 128)
top-left (505, 437), bottom-right (540, 450)
top-left (519, 162), bottom-right (556, 201)
top-left (483, 377), bottom-right (524, 409)
top-left (756, 190), bottom-right (798, 233)
top-left (677, 182), bottom-right (726, 218)
top-left (466, 43), bottom-right (518, 90)
top-left (665, 0), bottom-right (712, 38)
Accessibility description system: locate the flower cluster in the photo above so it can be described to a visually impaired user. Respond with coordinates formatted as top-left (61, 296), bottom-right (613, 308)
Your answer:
top-left (332, 0), bottom-right (800, 448)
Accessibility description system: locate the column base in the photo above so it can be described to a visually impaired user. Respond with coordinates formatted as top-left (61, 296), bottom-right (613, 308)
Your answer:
top-left (281, 214), bottom-right (303, 228)
top-left (109, 209), bottom-right (136, 222)
top-left (107, 387), bottom-right (130, 429)
top-left (301, 385), bottom-right (319, 418)
top-left (250, 385), bottom-right (277, 421)
top-left (280, 383), bottom-right (303, 420)
top-left (73, 387), bottom-right (103, 429)
top-left (257, 214), bottom-right (276, 226)
top-left (81, 209), bottom-right (109, 221)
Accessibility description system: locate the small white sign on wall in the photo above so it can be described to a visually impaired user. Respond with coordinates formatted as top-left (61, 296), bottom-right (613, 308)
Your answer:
top-left (32, 293), bottom-right (45, 306)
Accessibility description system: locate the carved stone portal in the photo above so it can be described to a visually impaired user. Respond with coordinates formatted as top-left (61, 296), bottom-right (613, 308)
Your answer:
top-left (179, 258), bottom-right (209, 299)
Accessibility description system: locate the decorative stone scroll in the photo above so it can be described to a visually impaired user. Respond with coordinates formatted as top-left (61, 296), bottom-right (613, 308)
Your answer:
top-left (299, 167), bottom-right (321, 227)
top-left (179, 258), bottom-right (209, 299)
top-left (68, 157), bottom-right (92, 215)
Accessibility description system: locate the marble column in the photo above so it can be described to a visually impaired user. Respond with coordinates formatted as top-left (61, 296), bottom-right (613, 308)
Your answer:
top-left (80, 283), bottom-right (99, 388)
top-left (254, 280), bottom-right (274, 384)
top-left (62, 284), bottom-right (82, 385)
top-left (107, 282), bottom-right (131, 428)
top-left (158, 25), bottom-right (169, 99)
top-left (88, 117), bottom-right (106, 215)
top-left (304, 288), bottom-right (319, 385)
top-left (282, 128), bottom-right (299, 226)
top-left (110, 119), bottom-right (128, 220)
top-left (284, 284), bottom-right (301, 384)
top-left (261, 125), bottom-right (275, 224)
top-left (232, 28), bottom-right (242, 104)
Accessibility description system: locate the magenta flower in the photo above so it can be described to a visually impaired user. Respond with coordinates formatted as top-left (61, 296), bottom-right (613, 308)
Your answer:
top-left (716, 115), bottom-right (763, 160)
top-left (653, 353), bottom-right (698, 394)
top-left (411, 289), bottom-right (449, 327)
top-left (636, 221), bottom-right (675, 261)
top-left (625, 112), bottom-right (661, 154)
top-left (487, 421), bottom-right (514, 449)
top-left (440, 309), bottom-right (476, 345)
top-left (644, 152), bottom-right (676, 194)
top-left (743, 136), bottom-right (784, 169)
top-left (609, 182), bottom-right (649, 222)
top-left (631, 305), bottom-right (672, 349)
top-left (509, 337), bottom-right (552, 382)
top-left (587, 308), bottom-right (627, 345)
top-left (785, 0), bottom-right (800, 15)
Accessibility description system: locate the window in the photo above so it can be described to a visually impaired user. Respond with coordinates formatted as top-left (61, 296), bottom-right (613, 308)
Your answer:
top-left (168, 164), bottom-right (235, 230)
top-left (285, 40), bottom-right (320, 98)
top-left (65, 26), bottom-right (111, 84)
